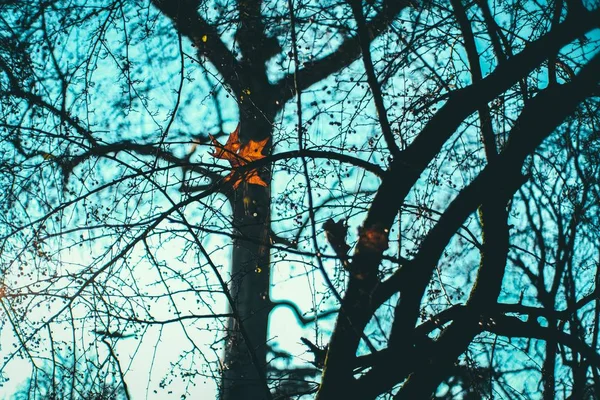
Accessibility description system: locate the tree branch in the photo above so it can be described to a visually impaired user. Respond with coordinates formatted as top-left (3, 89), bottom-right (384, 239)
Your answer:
top-left (150, 0), bottom-right (242, 94)
top-left (348, 0), bottom-right (399, 155)
top-left (376, 49), bottom-right (600, 313)
top-left (275, 0), bottom-right (413, 103)
top-left (316, 12), bottom-right (600, 397)
top-left (60, 140), bottom-right (220, 181)
top-left (489, 314), bottom-right (600, 369)
top-left (0, 57), bottom-right (98, 146)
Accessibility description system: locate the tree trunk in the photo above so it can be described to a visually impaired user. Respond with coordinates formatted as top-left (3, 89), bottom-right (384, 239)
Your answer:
top-left (221, 115), bottom-right (274, 400)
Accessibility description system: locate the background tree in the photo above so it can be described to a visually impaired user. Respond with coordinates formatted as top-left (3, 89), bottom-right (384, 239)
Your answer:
top-left (0, 0), bottom-right (599, 399)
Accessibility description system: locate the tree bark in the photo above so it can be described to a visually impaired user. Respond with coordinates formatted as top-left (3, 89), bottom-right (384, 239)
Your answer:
top-left (221, 110), bottom-right (274, 400)
top-left (221, 183), bottom-right (272, 400)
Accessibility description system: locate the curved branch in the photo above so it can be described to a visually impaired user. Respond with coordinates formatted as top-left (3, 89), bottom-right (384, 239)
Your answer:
top-left (275, 0), bottom-right (413, 102)
top-left (204, 148), bottom-right (386, 189)
top-left (268, 149), bottom-right (385, 177)
top-left (150, 0), bottom-right (242, 94)
top-left (270, 299), bottom-right (338, 326)
top-left (489, 314), bottom-right (600, 369)
top-left (451, 0), bottom-right (498, 161)
top-left (348, 0), bottom-right (399, 155)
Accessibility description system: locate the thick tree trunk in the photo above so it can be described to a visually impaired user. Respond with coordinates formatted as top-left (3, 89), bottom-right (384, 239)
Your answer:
top-left (221, 183), bottom-right (272, 400)
top-left (221, 111), bottom-right (275, 400)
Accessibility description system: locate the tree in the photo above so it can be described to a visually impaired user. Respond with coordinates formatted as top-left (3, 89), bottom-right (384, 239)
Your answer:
top-left (1, 0), bottom-right (599, 399)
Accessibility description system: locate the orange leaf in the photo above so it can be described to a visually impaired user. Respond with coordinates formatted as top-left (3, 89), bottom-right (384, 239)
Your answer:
top-left (238, 137), bottom-right (269, 162)
top-left (227, 170), bottom-right (267, 189)
top-left (209, 124), bottom-right (269, 188)
top-left (243, 171), bottom-right (268, 187)
top-left (210, 124), bottom-right (241, 164)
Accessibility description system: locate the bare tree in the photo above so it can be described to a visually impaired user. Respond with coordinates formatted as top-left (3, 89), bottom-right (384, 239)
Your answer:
top-left (1, 0), bottom-right (599, 399)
